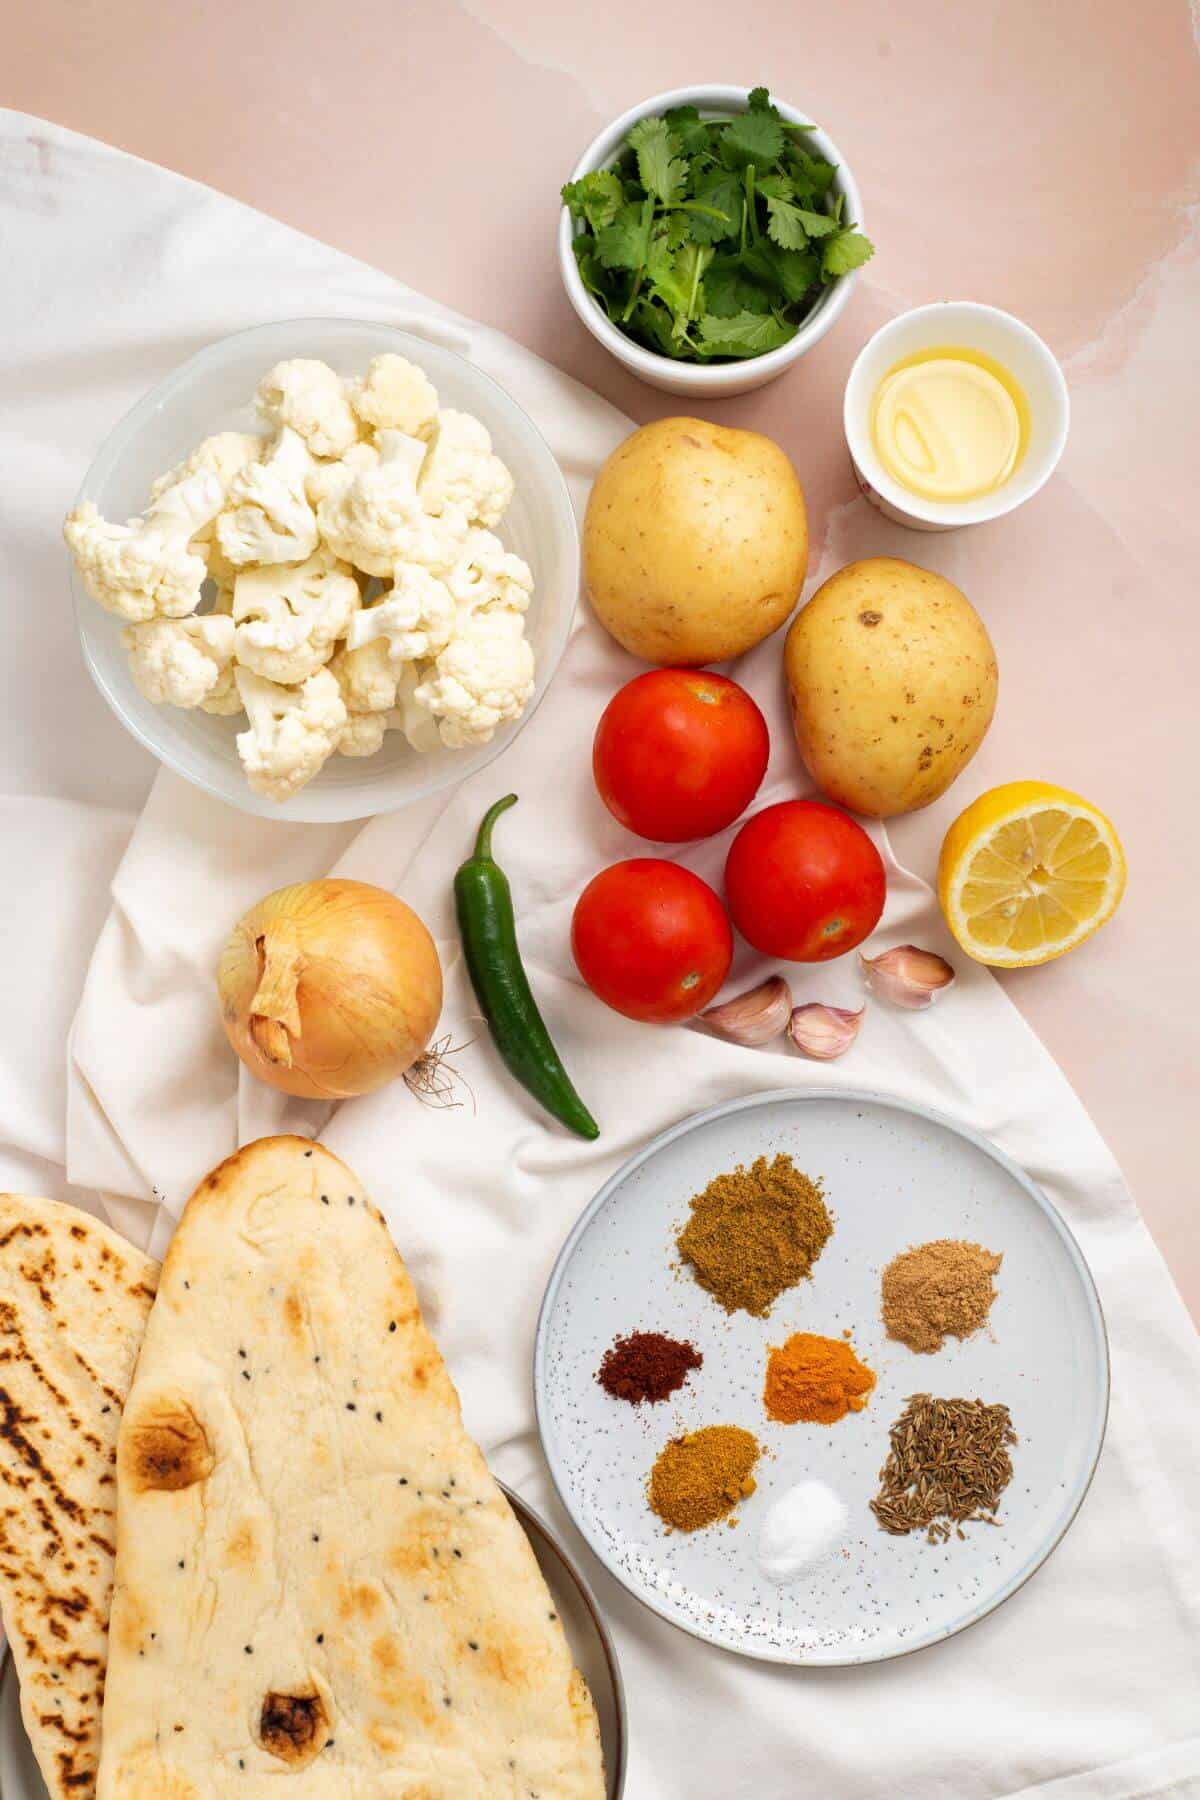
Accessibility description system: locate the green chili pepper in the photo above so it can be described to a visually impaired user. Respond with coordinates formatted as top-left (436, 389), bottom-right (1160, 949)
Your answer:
top-left (455, 794), bottom-right (599, 1141)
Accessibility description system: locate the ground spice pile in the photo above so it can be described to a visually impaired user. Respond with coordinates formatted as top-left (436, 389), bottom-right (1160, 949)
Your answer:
top-left (597, 1331), bottom-right (702, 1405)
top-left (648, 1425), bottom-right (761, 1532)
top-left (871, 1393), bottom-right (1017, 1544)
top-left (676, 1153), bottom-right (833, 1317)
top-left (881, 1239), bottom-right (1003, 1354)
top-left (764, 1332), bottom-right (876, 1425)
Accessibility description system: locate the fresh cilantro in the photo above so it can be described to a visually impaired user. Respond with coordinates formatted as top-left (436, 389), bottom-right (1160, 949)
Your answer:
top-left (595, 201), bottom-right (653, 273)
top-left (627, 117), bottom-right (686, 206)
top-left (698, 310), bottom-right (797, 356)
top-left (765, 195), bottom-right (839, 248)
top-left (705, 256), bottom-right (773, 317)
top-left (687, 170), bottom-right (744, 244)
top-left (822, 229), bottom-right (875, 276)
top-left (719, 108), bottom-right (785, 169)
top-left (560, 170), bottom-right (624, 233)
top-left (562, 87), bottom-right (874, 362)
top-left (663, 104), bottom-right (709, 155)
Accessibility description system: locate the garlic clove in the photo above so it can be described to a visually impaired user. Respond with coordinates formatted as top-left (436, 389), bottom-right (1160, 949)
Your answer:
top-left (702, 975), bottom-right (793, 1047)
top-left (788, 1003), bottom-right (864, 1061)
top-left (859, 945), bottom-right (956, 1010)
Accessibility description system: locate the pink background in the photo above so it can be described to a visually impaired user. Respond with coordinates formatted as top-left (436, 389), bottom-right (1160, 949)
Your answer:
top-left (7, 2), bottom-right (1198, 1317)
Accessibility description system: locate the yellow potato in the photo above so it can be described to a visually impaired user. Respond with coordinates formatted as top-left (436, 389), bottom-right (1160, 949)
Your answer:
top-left (784, 557), bottom-right (998, 818)
top-left (583, 417), bottom-right (808, 666)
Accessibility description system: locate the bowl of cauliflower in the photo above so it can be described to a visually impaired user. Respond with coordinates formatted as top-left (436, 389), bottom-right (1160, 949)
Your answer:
top-left (64, 318), bottom-right (579, 818)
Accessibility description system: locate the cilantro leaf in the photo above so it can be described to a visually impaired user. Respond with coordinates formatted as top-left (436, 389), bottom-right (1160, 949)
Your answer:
top-left (755, 172), bottom-right (793, 200)
top-left (705, 255), bottom-right (773, 317)
top-left (561, 169), bottom-right (624, 233)
top-left (747, 86), bottom-right (775, 113)
top-left (765, 195), bottom-right (839, 247)
top-left (595, 201), bottom-right (653, 273)
top-left (764, 195), bottom-right (809, 250)
top-left (645, 236), bottom-right (691, 317)
top-left (687, 170), bottom-right (743, 243)
top-left (788, 150), bottom-right (837, 201)
top-left (663, 104), bottom-right (709, 156)
top-left (627, 116), bottom-right (686, 205)
top-left (822, 229), bottom-right (875, 276)
top-left (719, 107), bottom-right (785, 169)
top-left (664, 211), bottom-right (692, 250)
top-left (698, 310), bottom-right (797, 358)
top-left (763, 244), bottom-right (820, 303)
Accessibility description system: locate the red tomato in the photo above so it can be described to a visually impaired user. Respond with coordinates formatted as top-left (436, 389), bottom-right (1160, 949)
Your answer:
top-left (593, 670), bottom-right (769, 843)
top-left (724, 800), bottom-right (886, 961)
top-left (572, 859), bottom-right (733, 1023)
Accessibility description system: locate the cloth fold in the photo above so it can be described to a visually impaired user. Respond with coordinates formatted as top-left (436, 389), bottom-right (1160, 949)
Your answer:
top-left (3, 109), bottom-right (1198, 1799)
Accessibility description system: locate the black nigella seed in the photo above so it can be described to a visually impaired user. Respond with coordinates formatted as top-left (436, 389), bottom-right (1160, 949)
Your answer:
top-left (398, 1477), bottom-right (408, 1486)
top-left (346, 1403), bottom-right (356, 1412)
top-left (244, 1645), bottom-right (253, 1655)
top-left (316, 1633), bottom-right (324, 1644)
top-left (242, 1371), bottom-right (251, 1381)
top-left (375, 1411), bottom-right (383, 1422)
top-left (321, 1195), bottom-right (329, 1206)
top-left (453, 1549), bottom-right (462, 1559)
top-left (348, 1196), bottom-right (355, 1205)
top-left (468, 1640), bottom-right (478, 1651)
top-left (304, 1149), bottom-right (312, 1157)
top-left (389, 1321), bottom-right (397, 1333)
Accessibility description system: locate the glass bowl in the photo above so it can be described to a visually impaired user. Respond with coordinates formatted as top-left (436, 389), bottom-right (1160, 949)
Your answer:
top-left (71, 317), bottom-right (580, 820)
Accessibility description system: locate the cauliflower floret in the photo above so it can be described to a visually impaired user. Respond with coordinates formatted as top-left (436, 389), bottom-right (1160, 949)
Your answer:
top-left (255, 359), bottom-right (360, 459)
top-left (329, 640), bottom-right (400, 715)
top-left (346, 566), bottom-right (455, 665)
top-left (216, 428), bottom-right (319, 567)
top-left (64, 471), bottom-right (224, 622)
top-left (419, 410), bottom-right (514, 529)
top-left (232, 547), bottom-right (360, 684)
top-left (391, 663), bottom-right (442, 753)
top-left (337, 708), bottom-right (390, 758)
top-left (316, 429), bottom-right (467, 578)
top-left (149, 433), bottom-right (265, 540)
top-left (200, 660), bottom-right (244, 717)
top-left (414, 607), bottom-right (535, 748)
top-left (234, 667), bottom-right (347, 803)
top-left (306, 441), bottom-right (377, 509)
top-left (121, 613), bottom-right (237, 710)
top-left (445, 527), bottom-right (534, 616)
top-left (346, 354), bottom-right (439, 439)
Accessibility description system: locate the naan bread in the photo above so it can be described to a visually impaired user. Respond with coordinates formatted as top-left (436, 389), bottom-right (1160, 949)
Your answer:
top-left (0, 1194), bottom-right (158, 1799)
top-left (97, 1136), bottom-right (604, 1798)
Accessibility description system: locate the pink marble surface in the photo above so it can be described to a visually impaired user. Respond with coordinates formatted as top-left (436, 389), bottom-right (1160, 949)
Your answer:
top-left (7, 3), bottom-right (1199, 1318)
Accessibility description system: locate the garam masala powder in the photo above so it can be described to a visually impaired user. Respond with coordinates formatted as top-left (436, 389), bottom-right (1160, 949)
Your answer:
top-left (676, 1153), bottom-right (832, 1317)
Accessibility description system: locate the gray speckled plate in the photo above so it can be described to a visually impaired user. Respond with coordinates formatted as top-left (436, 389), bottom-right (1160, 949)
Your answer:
top-left (0, 1482), bottom-right (626, 1799)
top-left (534, 1089), bottom-right (1109, 1666)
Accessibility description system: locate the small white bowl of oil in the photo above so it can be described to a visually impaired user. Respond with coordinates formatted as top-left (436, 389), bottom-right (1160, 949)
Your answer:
top-left (843, 301), bottom-right (1069, 531)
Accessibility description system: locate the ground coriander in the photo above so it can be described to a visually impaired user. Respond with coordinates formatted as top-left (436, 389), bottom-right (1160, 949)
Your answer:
top-left (882, 1239), bottom-right (1002, 1354)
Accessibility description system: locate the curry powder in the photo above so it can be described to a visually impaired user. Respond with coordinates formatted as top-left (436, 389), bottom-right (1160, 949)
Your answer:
top-left (648, 1425), bottom-right (761, 1532)
top-left (676, 1153), bottom-right (833, 1317)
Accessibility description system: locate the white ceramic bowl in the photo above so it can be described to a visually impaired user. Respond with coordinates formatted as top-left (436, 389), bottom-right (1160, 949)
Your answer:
top-left (70, 318), bottom-right (580, 821)
top-left (558, 85), bottom-right (865, 398)
top-left (844, 302), bottom-right (1070, 531)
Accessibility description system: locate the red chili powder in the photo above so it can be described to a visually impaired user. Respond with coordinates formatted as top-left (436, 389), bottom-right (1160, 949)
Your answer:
top-left (597, 1331), bottom-right (703, 1405)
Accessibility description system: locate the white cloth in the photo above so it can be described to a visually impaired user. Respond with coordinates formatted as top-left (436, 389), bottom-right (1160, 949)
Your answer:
top-left (2, 111), bottom-right (1198, 1800)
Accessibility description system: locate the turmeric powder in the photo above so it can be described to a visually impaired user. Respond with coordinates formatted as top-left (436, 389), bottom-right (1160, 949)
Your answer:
top-left (764, 1332), bottom-right (876, 1425)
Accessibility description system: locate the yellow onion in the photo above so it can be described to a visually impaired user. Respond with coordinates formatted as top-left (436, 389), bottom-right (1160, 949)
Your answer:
top-left (217, 879), bottom-right (442, 1099)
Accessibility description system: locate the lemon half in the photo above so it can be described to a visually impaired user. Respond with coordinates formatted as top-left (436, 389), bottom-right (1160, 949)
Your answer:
top-left (938, 780), bottom-right (1126, 967)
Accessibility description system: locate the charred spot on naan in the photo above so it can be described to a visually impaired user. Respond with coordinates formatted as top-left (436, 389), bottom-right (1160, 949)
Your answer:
top-left (121, 1397), bottom-right (214, 1493)
top-left (258, 1688), bottom-right (330, 1767)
